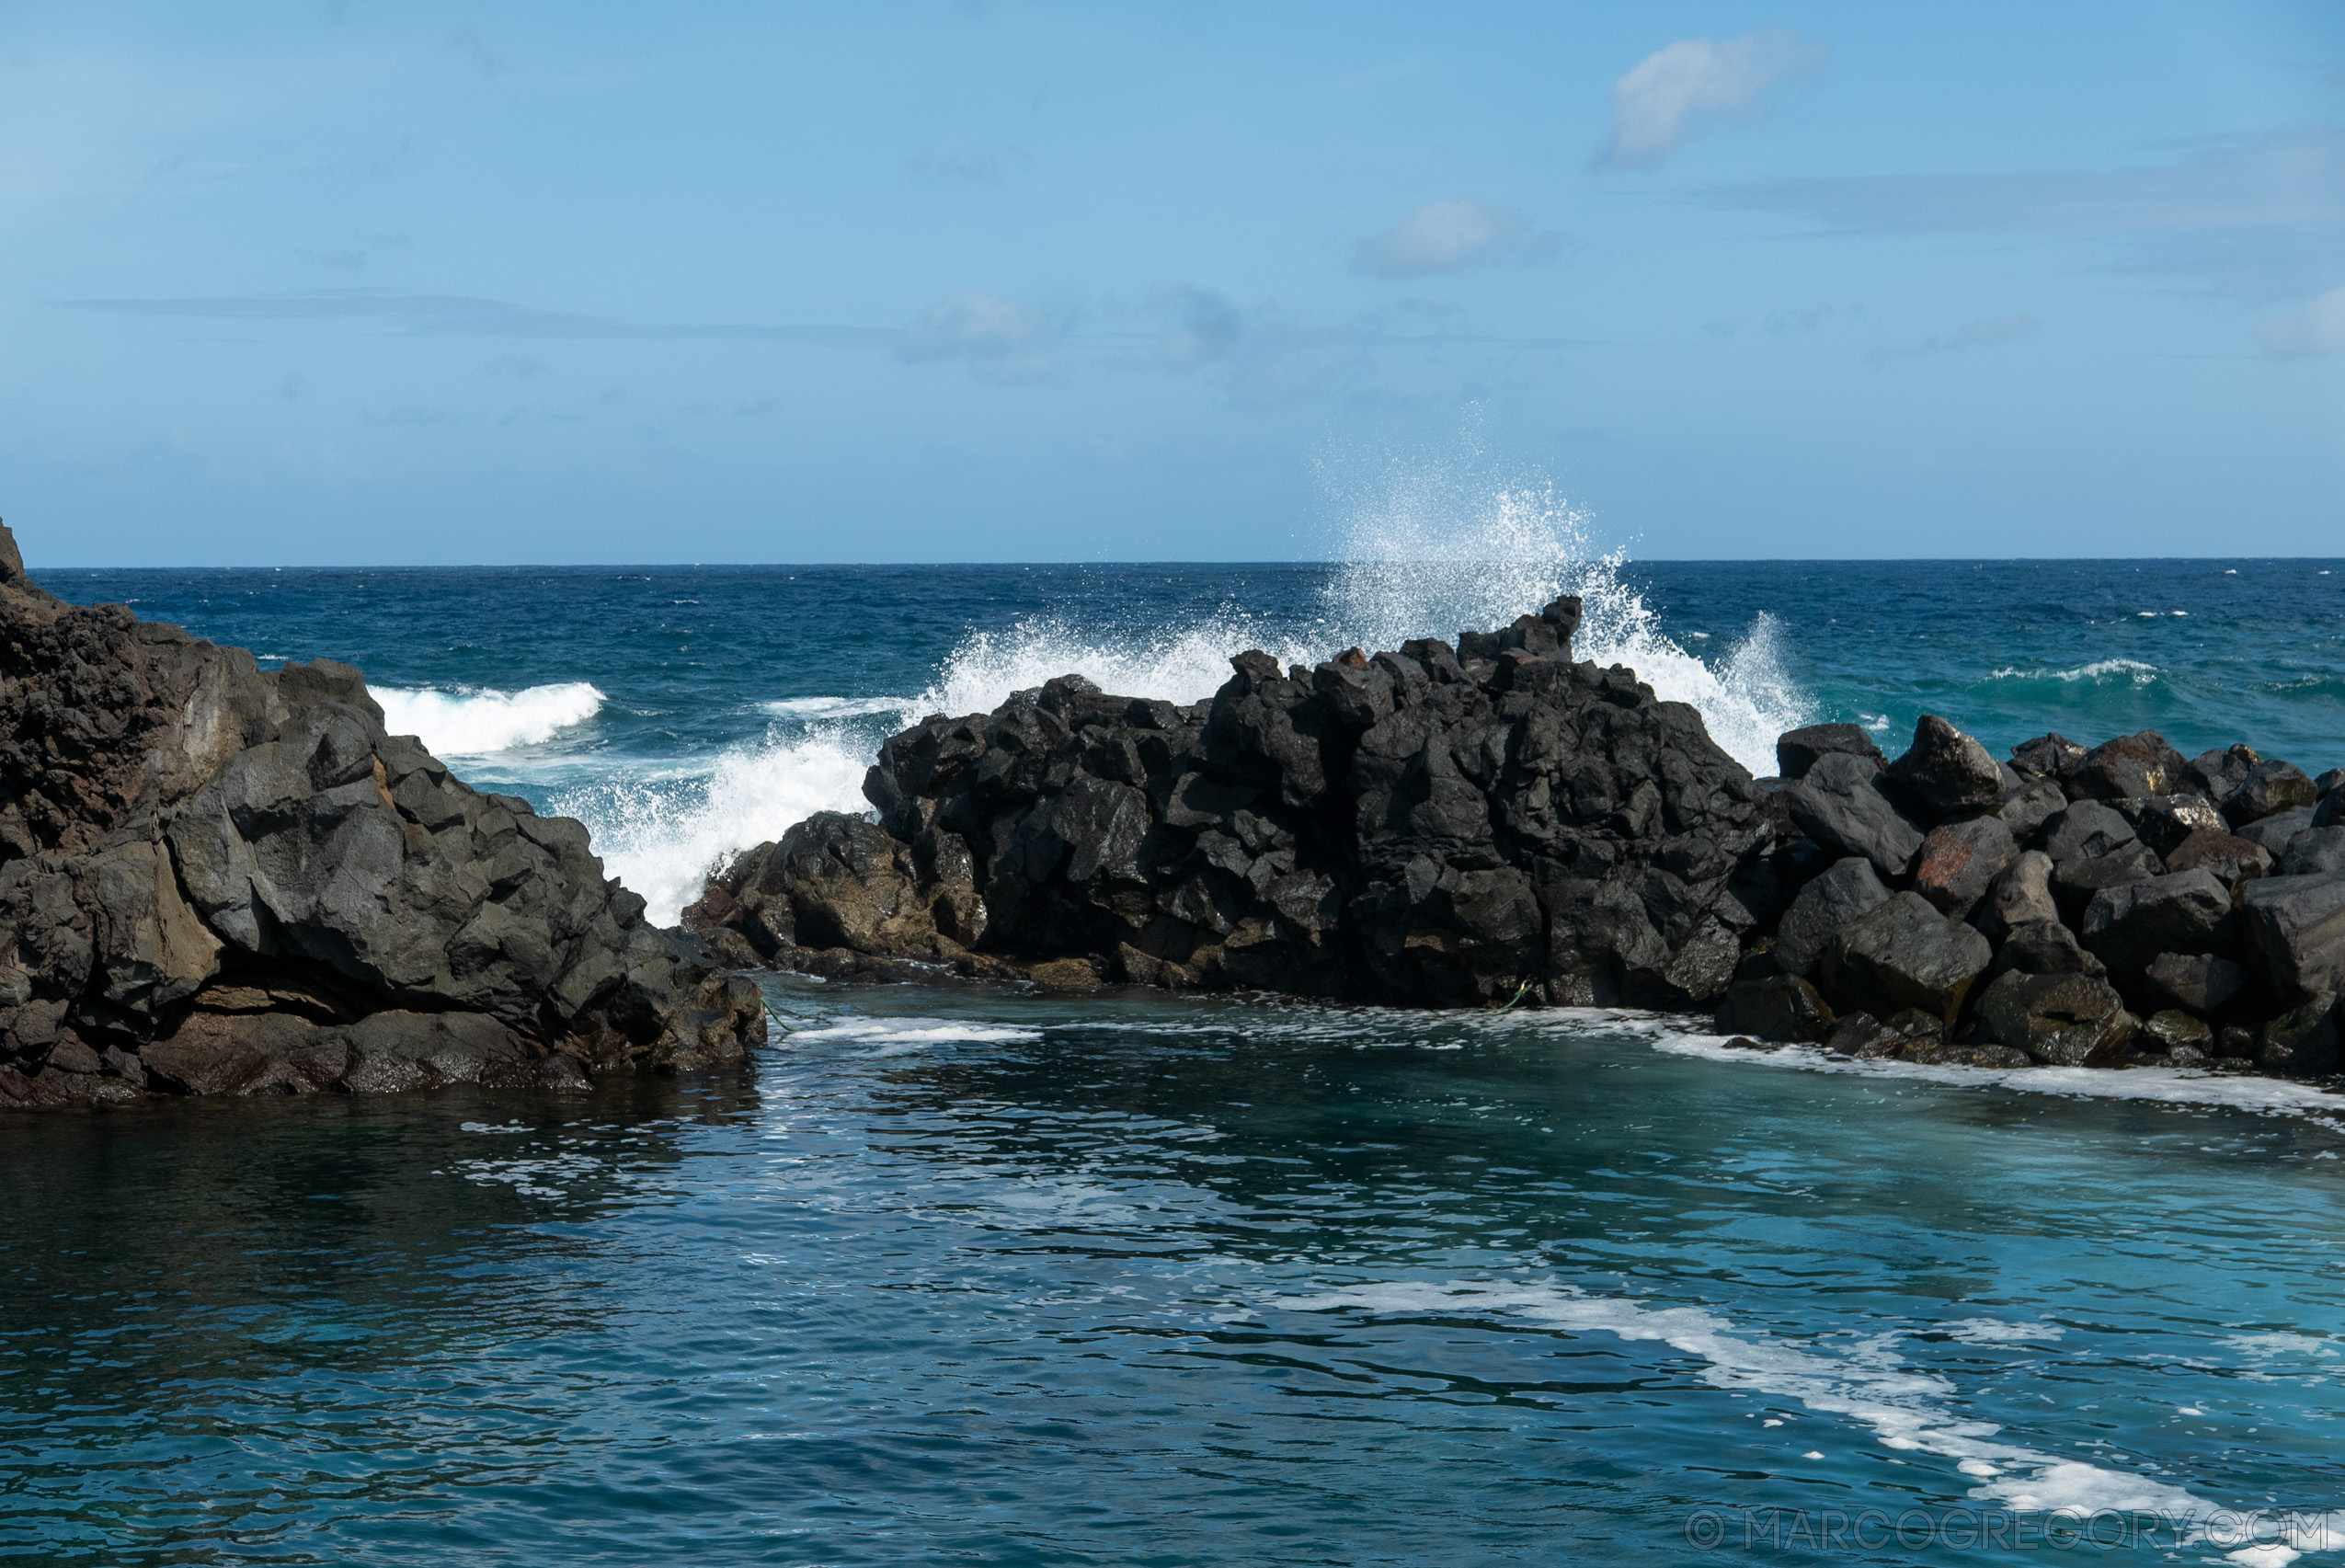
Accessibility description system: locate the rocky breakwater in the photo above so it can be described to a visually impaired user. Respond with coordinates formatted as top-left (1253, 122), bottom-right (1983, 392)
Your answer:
top-left (686, 598), bottom-right (2343, 1084)
top-left (1733, 719), bottom-right (2345, 1076)
top-left (687, 597), bottom-right (1776, 1009)
top-left (0, 523), bottom-right (763, 1109)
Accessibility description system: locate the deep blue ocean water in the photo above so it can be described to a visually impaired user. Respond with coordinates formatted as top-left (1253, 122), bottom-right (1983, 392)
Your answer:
top-left (8, 551), bottom-right (2345, 1564)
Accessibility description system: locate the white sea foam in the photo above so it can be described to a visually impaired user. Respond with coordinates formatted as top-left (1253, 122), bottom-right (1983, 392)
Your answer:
top-left (784, 1016), bottom-right (1045, 1054)
top-left (1571, 1012), bottom-right (2345, 1132)
top-left (1987, 658), bottom-right (2162, 686)
top-left (377, 681), bottom-right (605, 756)
top-left (1942, 1319), bottom-right (2066, 1344)
top-left (1275, 1279), bottom-right (2344, 1546)
top-left (553, 728), bottom-right (876, 924)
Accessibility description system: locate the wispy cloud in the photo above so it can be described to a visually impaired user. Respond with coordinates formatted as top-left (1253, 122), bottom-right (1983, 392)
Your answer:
top-left (905, 147), bottom-right (1021, 185)
top-left (1349, 200), bottom-right (1569, 278)
top-left (2256, 286), bottom-right (2345, 359)
top-left (1602, 31), bottom-right (1826, 169)
top-left (1150, 285), bottom-right (1242, 368)
top-left (57, 289), bottom-right (896, 347)
top-left (896, 291), bottom-right (1057, 384)
top-left (1869, 313), bottom-right (2040, 367)
top-left (1705, 128), bottom-right (2345, 304)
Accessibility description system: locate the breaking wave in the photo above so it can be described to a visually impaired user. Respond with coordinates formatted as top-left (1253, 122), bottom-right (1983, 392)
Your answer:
top-left (566, 437), bottom-right (1813, 922)
top-left (930, 447), bottom-right (1812, 776)
top-left (376, 681), bottom-right (605, 757)
top-left (552, 725), bottom-right (878, 927)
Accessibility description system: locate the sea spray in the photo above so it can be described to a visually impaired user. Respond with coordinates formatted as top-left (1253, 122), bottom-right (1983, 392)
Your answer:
top-left (558, 451), bottom-right (1814, 921)
top-left (553, 719), bottom-right (883, 925)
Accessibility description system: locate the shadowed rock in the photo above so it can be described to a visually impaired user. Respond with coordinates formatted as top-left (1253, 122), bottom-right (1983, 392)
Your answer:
top-left (0, 520), bottom-right (762, 1108)
top-left (1776, 723), bottom-right (1882, 783)
top-left (1785, 753), bottom-right (1925, 878)
top-left (1885, 715), bottom-right (2003, 820)
top-left (1975, 970), bottom-right (2134, 1066)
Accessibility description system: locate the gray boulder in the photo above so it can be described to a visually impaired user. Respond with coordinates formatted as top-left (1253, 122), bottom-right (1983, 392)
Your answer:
top-left (2051, 841), bottom-right (2163, 924)
top-left (1785, 752), bottom-right (1926, 877)
top-left (2141, 951), bottom-right (2244, 1015)
top-left (2040, 800), bottom-right (2136, 864)
top-left (1820, 891), bottom-right (1993, 1024)
top-left (2120, 795), bottom-right (2229, 858)
top-left (2009, 733), bottom-right (2086, 780)
top-left (2225, 759), bottom-right (2318, 827)
top-left (1776, 723), bottom-right (1883, 782)
top-left (1773, 856), bottom-right (1890, 978)
top-left (2236, 806), bottom-right (2316, 857)
top-left (2140, 1009), bottom-right (2213, 1054)
top-left (1912, 815), bottom-right (2017, 920)
top-left (2079, 869), bottom-right (2236, 987)
top-left (2063, 730), bottom-right (2185, 802)
top-left (1972, 851), bottom-right (2057, 941)
top-left (1975, 969), bottom-right (2136, 1066)
top-left (1988, 918), bottom-right (2106, 980)
top-left (1998, 777), bottom-right (2067, 843)
top-left (1884, 715), bottom-right (2004, 819)
top-left (2163, 829), bottom-right (2273, 895)
top-left (2277, 827), bottom-right (2345, 876)
top-left (2238, 871), bottom-right (2345, 1004)
top-left (1716, 970), bottom-right (1836, 1043)
top-left (2182, 745), bottom-right (2259, 802)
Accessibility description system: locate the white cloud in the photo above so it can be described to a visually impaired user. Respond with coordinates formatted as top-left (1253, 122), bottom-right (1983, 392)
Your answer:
top-left (2255, 286), bottom-right (2345, 359)
top-left (1603, 30), bottom-right (1826, 169)
top-left (896, 291), bottom-right (1057, 384)
top-left (1351, 200), bottom-right (1566, 278)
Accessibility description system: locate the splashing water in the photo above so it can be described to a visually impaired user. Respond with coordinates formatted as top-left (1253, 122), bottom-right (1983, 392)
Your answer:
top-left (923, 454), bottom-right (1813, 775)
top-left (554, 723), bottom-right (882, 925)
top-left (556, 446), bottom-right (1813, 921)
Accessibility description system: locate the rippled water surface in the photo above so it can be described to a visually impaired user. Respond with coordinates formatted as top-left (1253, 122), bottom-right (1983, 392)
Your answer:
top-left (6, 985), bottom-right (2343, 1564)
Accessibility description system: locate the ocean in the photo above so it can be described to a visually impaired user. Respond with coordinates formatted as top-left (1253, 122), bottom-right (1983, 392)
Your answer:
top-left (8, 528), bottom-right (2345, 1563)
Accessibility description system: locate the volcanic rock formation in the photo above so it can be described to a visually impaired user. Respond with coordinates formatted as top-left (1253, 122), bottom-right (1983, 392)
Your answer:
top-left (0, 522), bottom-right (763, 1109)
top-left (686, 601), bottom-right (2342, 1081)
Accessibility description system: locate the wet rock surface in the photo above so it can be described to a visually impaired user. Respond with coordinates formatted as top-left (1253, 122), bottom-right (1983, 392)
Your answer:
top-left (0, 522), bottom-right (763, 1110)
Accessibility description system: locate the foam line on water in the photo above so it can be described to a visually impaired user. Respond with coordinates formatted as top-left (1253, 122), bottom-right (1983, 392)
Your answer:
top-left (1544, 1010), bottom-right (2345, 1131)
top-left (1270, 1279), bottom-right (2343, 1551)
top-left (784, 1017), bottom-right (1045, 1050)
top-left (377, 681), bottom-right (605, 756)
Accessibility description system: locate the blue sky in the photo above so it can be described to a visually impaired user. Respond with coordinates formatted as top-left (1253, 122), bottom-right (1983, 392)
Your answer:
top-left (4, 2), bottom-right (2340, 565)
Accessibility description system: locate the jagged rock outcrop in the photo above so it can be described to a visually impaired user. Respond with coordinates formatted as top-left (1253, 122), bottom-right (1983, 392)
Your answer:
top-left (685, 605), bottom-right (2342, 1082)
top-left (0, 522), bottom-right (763, 1109)
top-left (688, 597), bottom-right (1774, 1009)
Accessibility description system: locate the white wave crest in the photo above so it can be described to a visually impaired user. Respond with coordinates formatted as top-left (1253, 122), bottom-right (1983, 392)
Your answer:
top-left (377, 681), bottom-right (605, 757)
top-left (1986, 658), bottom-right (2162, 686)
